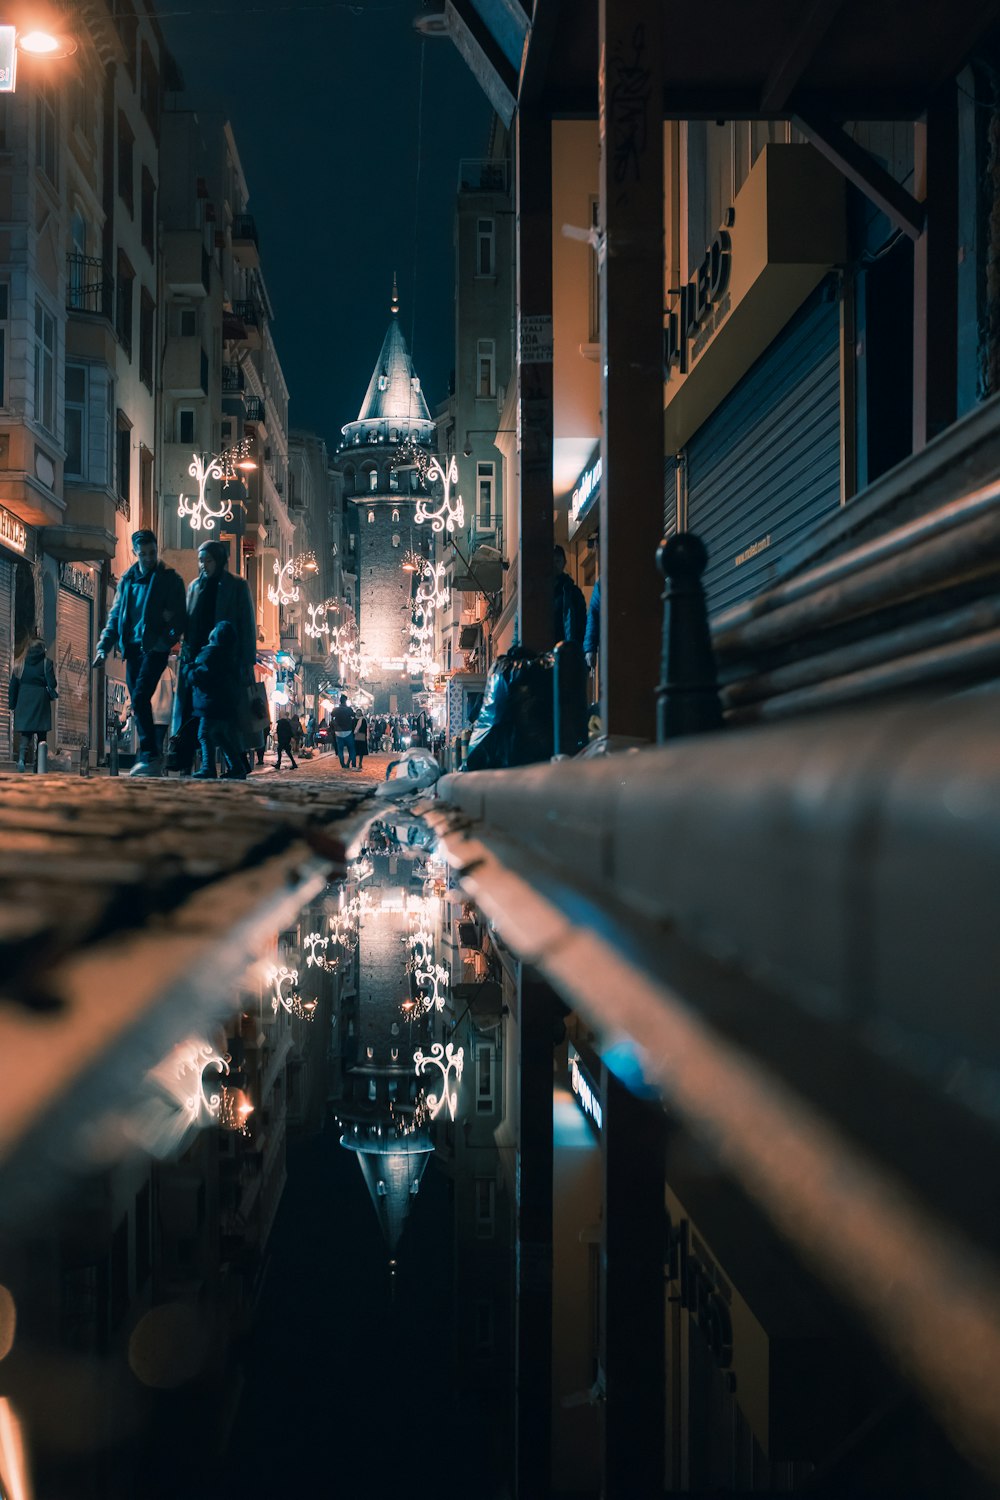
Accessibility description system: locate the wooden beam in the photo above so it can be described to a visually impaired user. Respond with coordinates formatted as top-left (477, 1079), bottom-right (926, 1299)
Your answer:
top-left (598, 0), bottom-right (666, 739)
top-left (759, 0), bottom-right (845, 114)
top-left (516, 108), bottom-right (556, 652)
top-left (793, 114), bottom-right (926, 240)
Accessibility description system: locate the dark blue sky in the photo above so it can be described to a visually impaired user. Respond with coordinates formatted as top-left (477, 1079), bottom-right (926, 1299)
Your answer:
top-left (157, 0), bottom-right (491, 448)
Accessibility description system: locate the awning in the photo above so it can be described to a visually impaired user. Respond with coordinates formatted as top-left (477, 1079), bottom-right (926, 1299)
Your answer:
top-left (438, 0), bottom-right (1000, 124)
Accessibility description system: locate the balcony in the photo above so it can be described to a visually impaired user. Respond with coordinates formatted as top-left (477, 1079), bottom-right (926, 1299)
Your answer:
top-left (228, 299), bottom-right (262, 350)
top-left (164, 230), bottom-right (210, 297)
top-left (221, 365), bottom-right (244, 394)
top-left (66, 255), bottom-right (113, 320)
top-left (163, 338), bottom-right (208, 397)
top-left (232, 213), bottom-right (260, 269)
top-left (243, 396), bottom-right (265, 423)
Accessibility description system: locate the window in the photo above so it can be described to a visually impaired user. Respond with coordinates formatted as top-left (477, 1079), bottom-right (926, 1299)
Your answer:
top-left (177, 408), bottom-right (195, 445)
top-left (139, 445), bottom-right (153, 530)
top-left (140, 42), bottom-right (160, 138)
top-left (476, 461), bottom-right (495, 532)
top-left (391, 509), bottom-right (399, 523)
top-left (116, 252), bottom-right (134, 357)
top-left (33, 300), bottom-right (55, 433)
top-left (117, 112), bottom-right (134, 214)
top-left (177, 307), bottom-right (196, 337)
top-left (65, 364), bottom-right (87, 478)
top-left (389, 468), bottom-right (399, 492)
top-left (476, 1042), bottom-right (496, 1114)
top-left (104, 378), bottom-right (115, 486)
top-left (367, 510), bottom-right (375, 523)
top-left (476, 216), bottom-right (495, 276)
top-left (475, 1177), bottom-right (496, 1239)
top-left (113, 0), bottom-right (138, 79)
top-left (141, 167), bottom-right (155, 257)
top-left (35, 82), bottom-right (57, 184)
top-left (139, 290), bottom-right (154, 390)
top-left (368, 469), bottom-right (378, 492)
top-left (377, 374), bottom-right (388, 391)
top-left (116, 414), bottom-right (132, 516)
top-left (476, 339), bottom-right (495, 399)
top-left (0, 284), bottom-right (8, 407)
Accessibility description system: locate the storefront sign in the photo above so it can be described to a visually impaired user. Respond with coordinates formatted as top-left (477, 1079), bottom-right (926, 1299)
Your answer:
top-left (569, 452), bottom-right (602, 537)
top-left (521, 315), bottom-right (554, 364)
top-left (664, 216), bottom-right (733, 379)
top-left (0, 28), bottom-right (16, 94)
top-left (568, 1044), bottom-right (603, 1133)
top-left (0, 505), bottom-right (27, 555)
top-left (59, 562), bottom-right (97, 598)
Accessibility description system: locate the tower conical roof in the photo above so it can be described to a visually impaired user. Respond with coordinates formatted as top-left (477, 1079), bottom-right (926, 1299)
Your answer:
top-left (342, 1131), bottom-right (434, 1252)
top-left (341, 283), bottom-right (433, 442)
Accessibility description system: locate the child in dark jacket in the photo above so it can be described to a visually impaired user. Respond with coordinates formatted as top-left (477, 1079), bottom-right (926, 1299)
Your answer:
top-left (191, 621), bottom-right (245, 779)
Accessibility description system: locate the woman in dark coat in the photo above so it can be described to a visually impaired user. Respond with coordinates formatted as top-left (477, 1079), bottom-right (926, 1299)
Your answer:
top-left (274, 713), bottom-right (297, 771)
top-left (354, 714), bottom-right (369, 770)
top-left (9, 637), bottom-right (58, 771)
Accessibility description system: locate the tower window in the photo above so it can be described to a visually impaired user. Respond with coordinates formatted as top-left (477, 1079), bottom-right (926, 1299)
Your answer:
top-left (367, 510), bottom-right (375, 523)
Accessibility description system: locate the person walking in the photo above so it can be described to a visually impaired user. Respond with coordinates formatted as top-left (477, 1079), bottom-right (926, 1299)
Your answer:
top-left (274, 713), bottom-right (297, 770)
top-left (168, 540), bottom-right (257, 775)
top-left (553, 545), bottom-right (587, 647)
top-left (354, 713), bottom-right (369, 770)
top-left (150, 653), bottom-right (177, 758)
top-left (332, 694), bottom-right (357, 769)
top-left (190, 622), bottom-right (245, 779)
top-left (93, 530), bottom-right (186, 777)
top-left (9, 636), bottom-right (58, 771)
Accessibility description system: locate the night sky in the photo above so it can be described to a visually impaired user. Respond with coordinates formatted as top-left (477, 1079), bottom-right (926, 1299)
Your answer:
top-left (156, 0), bottom-right (491, 449)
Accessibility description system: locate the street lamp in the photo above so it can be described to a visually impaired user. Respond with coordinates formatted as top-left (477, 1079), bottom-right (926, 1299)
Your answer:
top-left (0, 24), bottom-right (77, 92)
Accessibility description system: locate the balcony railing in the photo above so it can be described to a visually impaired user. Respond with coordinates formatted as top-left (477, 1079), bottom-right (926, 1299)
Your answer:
top-left (66, 254), bottom-right (113, 318)
top-left (221, 365), bottom-right (244, 394)
top-left (458, 158), bottom-right (509, 193)
top-left (232, 213), bottom-right (258, 246)
top-left (244, 396), bottom-right (264, 422)
top-left (232, 299), bottom-right (260, 329)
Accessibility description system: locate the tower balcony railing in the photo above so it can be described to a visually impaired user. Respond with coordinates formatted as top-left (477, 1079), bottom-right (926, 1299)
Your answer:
top-left (458, 159), bottom-right (509, 193)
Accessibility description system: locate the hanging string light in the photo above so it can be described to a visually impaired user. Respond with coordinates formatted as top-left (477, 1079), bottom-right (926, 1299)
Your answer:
top-left (177, 439), bottom-right (255, 533)
top-left (268, 552), bottom-right (318, 608)
top-left (414, 454), bottom-right (465, 535)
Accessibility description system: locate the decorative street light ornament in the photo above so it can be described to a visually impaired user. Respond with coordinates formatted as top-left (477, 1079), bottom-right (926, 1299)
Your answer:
top-left (413, 1042), bottom-right (464, 1121)
top-left (148, 1037), bottom-right (231, 1127)
top-left (414, 962), bottom-right (451, 1013)
top-left (305, 598), bottom-right (340, 641)
top-left (415, 558), bottom-right (450, 613)
top-left (414, 455), bottom-right (465, 535)
top-left (176, 440), bottom-right (254, 533)
top-left (265, 964), bottom-right (317, 1021)
top-left (268, 551), bottom-right (317, 608)
top-left (304, 932), bottom-right (339, 972)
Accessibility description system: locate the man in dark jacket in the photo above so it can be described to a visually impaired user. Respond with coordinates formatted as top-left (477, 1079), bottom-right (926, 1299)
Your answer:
top-left (332, 694), bottom-right (357, 769)
top-left (168, 540), bottom-right (257, 774)
top-left (553, 545), bottom-right (587, 647)
top-left (93, 530), bottom-right (186, 776)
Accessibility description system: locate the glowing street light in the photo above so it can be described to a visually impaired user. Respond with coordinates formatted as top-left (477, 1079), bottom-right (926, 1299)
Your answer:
top-left (0, 24), bottom-right (77, 93)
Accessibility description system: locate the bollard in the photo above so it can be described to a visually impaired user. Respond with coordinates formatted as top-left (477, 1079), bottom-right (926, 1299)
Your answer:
top-left (36, 741), bottom-right (48, 774)
top-left (656, 532), bottom-right (723, 742)
top-left (109, 723), bottom-right (120, 777)
top-left (552, 640), bottom-right (588, 757)
top-left (79, 742), bottom-right (90, 777)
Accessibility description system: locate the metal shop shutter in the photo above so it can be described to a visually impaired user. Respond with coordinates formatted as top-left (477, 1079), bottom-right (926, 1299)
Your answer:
top-left (56, 586), bottom-right (93, 749)
top-left (685, 282), bottom-right (841, 619)
top-left (0, 559), bottom-right (13, 756)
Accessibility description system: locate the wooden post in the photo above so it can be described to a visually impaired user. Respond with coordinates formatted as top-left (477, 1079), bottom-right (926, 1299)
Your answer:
top-left (515, 968), bottom-right (555, 1495)
top-left (913, 84), bottom-right (959, 452)
top-left (601, 1063), bottom-right (666, 1498)
top-left (517, 109), bottom-right (555, 654)
top-left (598, 0), bottom-right (665, 738)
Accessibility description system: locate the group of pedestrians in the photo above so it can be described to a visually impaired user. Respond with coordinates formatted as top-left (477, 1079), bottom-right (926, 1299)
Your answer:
top-left (327, 696), bottom-right (369, 770)
top-left (90, 528), bottom-right (262, 779)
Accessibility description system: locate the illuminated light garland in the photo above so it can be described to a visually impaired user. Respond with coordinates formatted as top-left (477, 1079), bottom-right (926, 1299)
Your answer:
top-left (305, 598), bottom-right (341, 641)
top-left (414, 962), bottom-right (451, 1013)
top-left (150, 1037), bottom-right (231, 1125)
top-left (268, 551), bottom-right (317, 608)
top-left (413, 1042), bottom-right (464, 1121)
top-left (415, 558), bottom-right (450, 613)
top-left (303, 932), bottom-right (339, 972)
top-left (414, 454), bottom-right (465, 535)
top-left (265, 964), bottom-right (317, 1021)
top-left (218, 1087), bottom-right (254, 1136)
top-left (390, 438), bottom-right (432, 481)
top-left (176, 440), bottom-right (253, 533)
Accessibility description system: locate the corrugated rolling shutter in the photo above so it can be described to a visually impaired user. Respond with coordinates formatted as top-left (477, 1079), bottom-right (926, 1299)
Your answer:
top-left (56, 587), bottom-right (93, 749)
top-left (685, 280), bottom-right (841, 618)
top-left (0, 560), bottom-right (13, 757)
